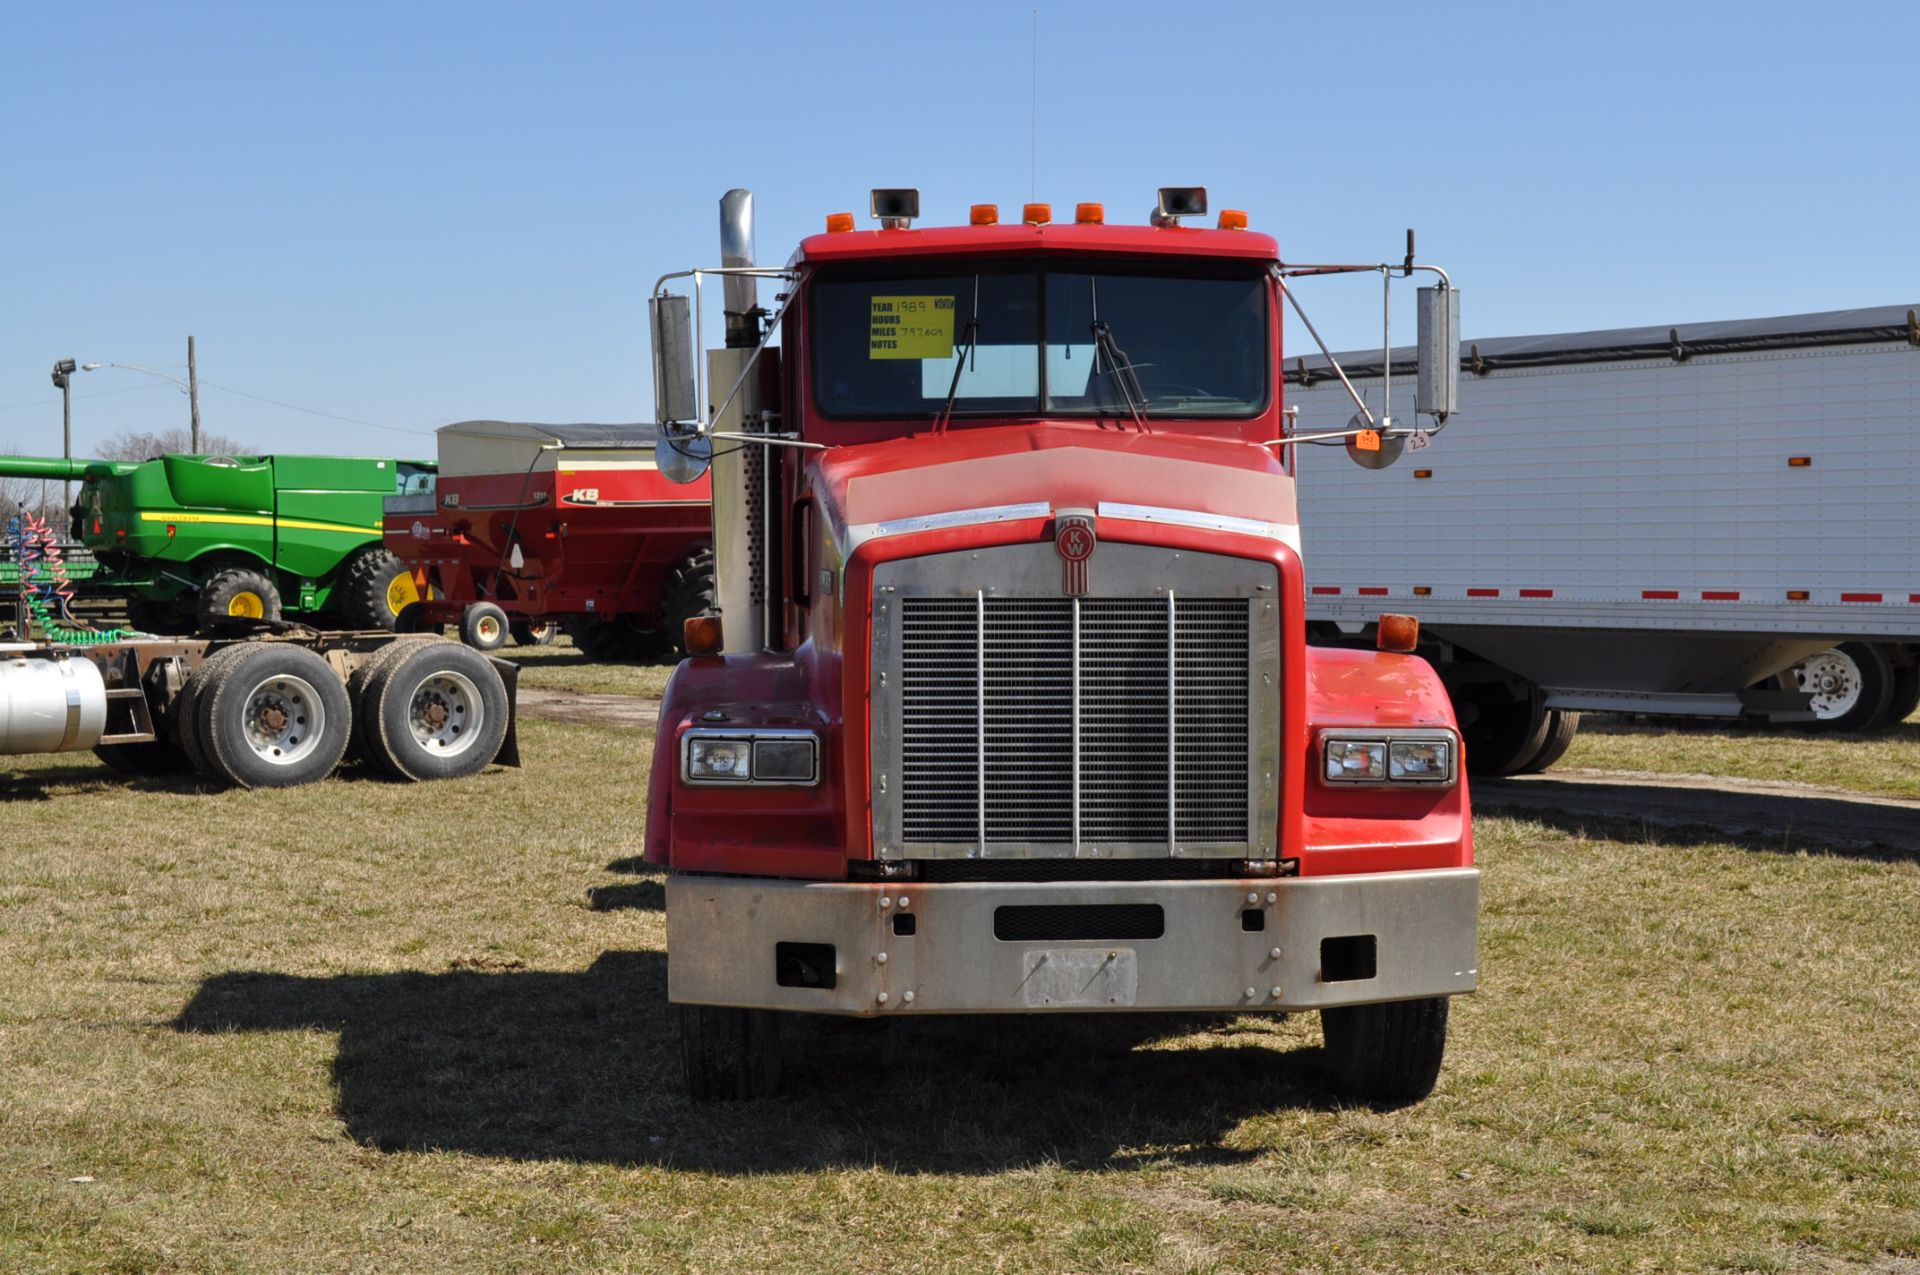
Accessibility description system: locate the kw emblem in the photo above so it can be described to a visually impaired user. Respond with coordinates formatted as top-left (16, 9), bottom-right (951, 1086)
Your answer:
top-left (1055, 512), bottom-right (1096, 596)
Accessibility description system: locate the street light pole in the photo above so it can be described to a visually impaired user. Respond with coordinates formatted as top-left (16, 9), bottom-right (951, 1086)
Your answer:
top-left (50, 358), bottom-right (77, 512)
top-left (187, 336), bottom-right (201, 453)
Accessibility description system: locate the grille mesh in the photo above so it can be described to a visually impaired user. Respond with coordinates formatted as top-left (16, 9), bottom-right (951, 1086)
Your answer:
top-left (898, 595), bottom-right (1252, 849)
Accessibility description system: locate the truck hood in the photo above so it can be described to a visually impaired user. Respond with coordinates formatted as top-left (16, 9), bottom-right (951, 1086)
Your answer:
top-left (811, 423), bottom-right (1299, 554)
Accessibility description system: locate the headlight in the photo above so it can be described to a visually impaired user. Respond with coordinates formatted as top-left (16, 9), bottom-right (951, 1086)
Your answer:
top-left (682, 728), bottom-right (820, 786)
top-left (1321, 729), bottom-right (1456, 787)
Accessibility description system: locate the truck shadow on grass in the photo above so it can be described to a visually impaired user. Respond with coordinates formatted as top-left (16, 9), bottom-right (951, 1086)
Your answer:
top-left (175, 952), bottom-right (1334, 1171)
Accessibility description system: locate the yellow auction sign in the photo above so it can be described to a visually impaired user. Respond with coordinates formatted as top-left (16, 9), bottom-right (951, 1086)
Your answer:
top-left (869, 295), bottom-right (956, 359)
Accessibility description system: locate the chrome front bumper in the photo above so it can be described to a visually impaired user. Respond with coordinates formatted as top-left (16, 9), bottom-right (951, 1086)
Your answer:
top-left (665, 868), bottom-right (1479, 1016)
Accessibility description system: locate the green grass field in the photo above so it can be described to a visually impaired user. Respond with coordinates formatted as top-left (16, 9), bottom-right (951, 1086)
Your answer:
top-left (2, 668), bottom-right (1916, 1272)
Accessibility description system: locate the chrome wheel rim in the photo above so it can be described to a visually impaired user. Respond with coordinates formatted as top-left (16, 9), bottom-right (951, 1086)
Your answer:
top-left (409, 669), bottom-right (482, 756)
top-left (1794, 649), bottom-right (1862, 720)
top-left (242, 673), bottom-right (326, 766)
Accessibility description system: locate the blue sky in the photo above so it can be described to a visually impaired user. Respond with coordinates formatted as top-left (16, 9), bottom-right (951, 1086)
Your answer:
top-left (2, 0), bottom-right (1913, 458)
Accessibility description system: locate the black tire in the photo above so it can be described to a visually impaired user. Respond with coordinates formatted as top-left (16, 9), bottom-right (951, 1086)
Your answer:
top-left (92, 739), bottom-right (193, 777)
top-left (334, 547), bottom-right (415, 632)
top-left (679, 1004), bottom-right (781, 1101)
top-left (459, 601), bottom-right (510, 652)
top-left (567, 614), bottom-right (670, 663)
top-left (661, 544), bottom-right (716, 658)
top-left (1790, 642), bottom-right (1896, 733)
top-left (174, 642), bottom-right (256, 779)
top-left (509, 618), bottom-right (558, 647)
top-left (360, 641), bottom-right (511, 782)
top-left (125, 594), bottom-right (195, 636)
top-left (345, 635), bottom-right (440, 764)
top-left (197, 566), bottom-right (283, 632)
top-left (1515, 710), bottom-right (1580, 774)
top-left (198, 644), bottom-right (353, 788)
top-left (1321, 996), bottom-right (1450, 1107)
top-left (1461, 683), bottom-right (1549, 777)
top-left (1886, 660), bottom-right (1920, 727)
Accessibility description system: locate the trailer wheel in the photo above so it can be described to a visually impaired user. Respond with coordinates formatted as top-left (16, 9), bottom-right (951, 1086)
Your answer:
top-left (92, 740), bottom-right (193, 777)
top-left (1788, 643), bottom-right (1895, 732)
top-left (1886, 660), bottom-right (1920, 727)
top-left (679, 1004), bottom-right (781, 1101)
top-left (1515, 710), bottom-right (1580, 774)
top-left (509, 618), bottom-right (558, 646)
top-left (661, 544), bottom-right (716, 658)
top-left (1321, 996), bottom-right (1449, 1108)
top-left (198, 644), bottom-right (353, 788)
top-left (198, 567), bottom-right (283, 632)
top-left (361, 641), bottom-right (511, 782)
top-left (345, 635), bottom-right (439, 763)
top-left (459, 602), bottom-right (510, 652)
top-left (174, 642), bottom-right (258, 779)
top-left (336, 547), bottom-right (416, 631)
top-left (1461, 684), bottom-right (1550, 777)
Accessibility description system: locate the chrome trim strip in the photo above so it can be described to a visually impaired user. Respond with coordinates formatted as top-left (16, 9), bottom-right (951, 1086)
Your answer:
top-left (1097, 502), bottom-right (1272, 539)
top-left (847, 501), bottom-right (1052, 553)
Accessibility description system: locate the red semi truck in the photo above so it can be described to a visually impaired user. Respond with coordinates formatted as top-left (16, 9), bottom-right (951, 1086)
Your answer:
top-left (643, 188), bottom-right (1474, 1105)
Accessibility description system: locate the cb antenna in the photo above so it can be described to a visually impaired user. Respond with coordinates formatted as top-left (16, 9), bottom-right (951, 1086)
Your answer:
top-left (1030, 10), bottom-right (1038, 201)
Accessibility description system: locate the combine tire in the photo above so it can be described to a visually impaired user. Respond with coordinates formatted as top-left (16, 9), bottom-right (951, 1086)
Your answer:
top-left (125, 595), bottom-right (195, 636)
top-left (1789, 642), bottom-right (1895, 733)
top-left (568, 614), bottom-right (669, 663)
top-left (336, 547), bottom-right (417, 631)
top-left (680, 1004), bottom-right (781, 1101)
top-left (359, 641), bottom-right (510, 782)
top-left (661, 544), bottom-right (717, 658)
top-left (1461, 684), bottom-right (1550, 777)
top-left (1321, 996), bottom-right (1450, 1107)
top-left (196, 644), bottom-right (353, 788)
top-left (510, 618), bottom-right (558, 646)
top-left (1515, 710), bottom-right (1580, 774)
top-left (197, 567), bottom-right (282, 632)
top-left (459, 601), bottom-right (510, 652)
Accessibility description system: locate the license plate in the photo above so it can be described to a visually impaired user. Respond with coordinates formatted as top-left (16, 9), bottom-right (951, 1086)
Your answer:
top-left (1019, 947), bottom-right (1138, 1008)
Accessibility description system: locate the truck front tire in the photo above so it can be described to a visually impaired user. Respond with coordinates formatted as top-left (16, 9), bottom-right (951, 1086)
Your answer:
top-left (1321, 996), bottom-right (1450, 1108)
top-left (679, 1004), bottom-right (781, 1101)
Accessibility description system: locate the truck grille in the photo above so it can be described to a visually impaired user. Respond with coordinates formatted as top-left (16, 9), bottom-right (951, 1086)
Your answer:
top-left (896, 594), bottom-right (1253, 850)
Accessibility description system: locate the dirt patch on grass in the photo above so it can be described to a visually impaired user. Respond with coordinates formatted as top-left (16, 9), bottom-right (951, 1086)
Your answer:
top-left (516, 687), bottom-right (661, 730)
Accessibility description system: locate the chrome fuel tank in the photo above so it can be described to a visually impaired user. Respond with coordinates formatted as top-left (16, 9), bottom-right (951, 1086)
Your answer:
top-left (0, 650), bottom-right (108, 754)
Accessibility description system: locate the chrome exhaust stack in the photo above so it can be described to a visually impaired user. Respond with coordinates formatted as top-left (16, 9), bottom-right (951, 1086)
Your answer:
top-left (710, 189), bottom-right (767, 653)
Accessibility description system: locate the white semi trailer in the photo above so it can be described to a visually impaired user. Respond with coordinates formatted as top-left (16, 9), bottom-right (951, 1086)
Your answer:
top-left (1292, 304), bottom-right (1920, 774)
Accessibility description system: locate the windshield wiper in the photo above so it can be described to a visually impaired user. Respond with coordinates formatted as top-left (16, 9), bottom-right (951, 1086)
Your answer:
top-left (1090, 319), bottom-right (1149, 430)
top-left (933, 313), bottom-right (980, 434)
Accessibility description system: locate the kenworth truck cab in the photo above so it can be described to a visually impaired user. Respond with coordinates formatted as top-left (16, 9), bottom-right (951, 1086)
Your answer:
top-left (643, 188), bottom-right (1472, 1104)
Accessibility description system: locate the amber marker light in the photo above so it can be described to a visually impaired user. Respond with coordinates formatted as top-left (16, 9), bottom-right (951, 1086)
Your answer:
top-left (1787, 590), bottom-right (1811, 601)
top-left (970, 204), bottom-right (999, 225)
top-left (1377, 613), bottom-right (1421, 653)
top-left (1788, 456), bottom-right (1813, 467)
top-left (1217, 209), bottom-right (1249, 230)
top-left (825, 212), bottom-right (855, 234)
top-left (1022, 202), bottom-right (1051, 225)
top-left (1413, 468), bottom-right (1433, 479)
top-left (684, 615), bottom-right (725, 656)
top-left (1412, 586), bottom-right (1433, 597)
top-left (1075, 202), bottom-right (1104, 224)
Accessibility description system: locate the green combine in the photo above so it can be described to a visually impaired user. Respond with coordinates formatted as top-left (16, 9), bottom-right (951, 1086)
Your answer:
top-left (0, 452), bottom-right (431, 634)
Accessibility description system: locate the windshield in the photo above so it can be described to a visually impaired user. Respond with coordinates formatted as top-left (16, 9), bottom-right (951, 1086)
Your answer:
top-left (810, 264), bottom-right (1269, 420)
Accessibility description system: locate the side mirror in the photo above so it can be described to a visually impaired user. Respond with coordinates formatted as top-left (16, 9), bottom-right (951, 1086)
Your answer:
top-left (650, 293), bottom-right (697, 426)
top-left (656, 429), bottom-right (712, 485)
top-left (1344, 410), bottom-right (1406, 470)
top-left (1416, 286), bottom-right (1460, 423)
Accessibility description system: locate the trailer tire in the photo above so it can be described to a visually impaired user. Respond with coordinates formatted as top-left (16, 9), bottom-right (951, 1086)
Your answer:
top-left (336, 547), bottom-right (416, 631)
top-left (346, 635), bottom-right (439, 763)
top-left (360, 642), bottom-right (510, 782)
top-left (509, 618), bottom-right (558, 646)
top-left (198, 644), bottom-right (353, 788)
top-left (679, 1004), bottom-right (781, 1101)
top-left (174, 642), bottom-right (257, 779)
top-left (1788, 642), bottom-right (1895, 733)
top-left (1515, 710), bottom-right (1580, 774)
top-left (459, 602), bottom-right (510, 652)
top-left (661, 544), bottom-right (716, 658)
top-left (197, 566), bottom-right (283, 632)
top-left (92, 739), bottom-right (193, 777)
top-left (1461, 684), bottom-right (1550, 777)
top-left (1321, 996), bottom-right (1449, 1108)
top-left (1886, 660), bottom-right (1920, 727)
